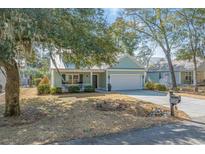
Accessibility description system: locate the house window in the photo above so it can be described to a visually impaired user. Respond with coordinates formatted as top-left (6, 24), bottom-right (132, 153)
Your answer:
top-left (62, 74), bottom-right (79, 84)
top-left (67, 75), bottom-right (72, 84)
top-left (73, 75), bottom-right (79, 84)
top-left (159, 72), bottom-right (162, 79)
top-left (184, 72), bottom-right (192, 83)
top-left (62, 74), bottom-right (66, 84)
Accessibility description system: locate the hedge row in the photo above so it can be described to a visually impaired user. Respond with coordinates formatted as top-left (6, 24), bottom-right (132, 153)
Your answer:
top-left (37, 85), bottom-right (95, 95)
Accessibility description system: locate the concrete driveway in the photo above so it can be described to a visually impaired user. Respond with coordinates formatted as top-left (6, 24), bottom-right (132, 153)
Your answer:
top-left (120, 90), bottom-right (205, 121)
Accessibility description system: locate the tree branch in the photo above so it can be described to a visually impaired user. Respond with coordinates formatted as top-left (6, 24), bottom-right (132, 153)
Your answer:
top-left (49, 50), bottom-right (66, 83)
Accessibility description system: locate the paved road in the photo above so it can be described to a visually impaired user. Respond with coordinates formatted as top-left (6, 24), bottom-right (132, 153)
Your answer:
top-left (54, 121), bottom-right (205, 145)
top-left (120, 90), bottom-right (205, 119)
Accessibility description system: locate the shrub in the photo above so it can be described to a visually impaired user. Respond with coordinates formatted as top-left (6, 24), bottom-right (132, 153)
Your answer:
top-left (68, 86), bottom-right (80, 93)
top-left (50, 87), bottom-right (62, 95)
top-left (145, 82), bottom-right (155, 90)
top-left (84, 85), bottom-right (95, 92)
top-left (154, 83), bottom-right (167, 91)
top-left (34, 78), bottom-right (42, 86)
top-left (39, 76), bottom-right (50, 85)
top-left (37, 84), bottom-right (50, 95)
top-left (175, 87), bottom-right (180, 92)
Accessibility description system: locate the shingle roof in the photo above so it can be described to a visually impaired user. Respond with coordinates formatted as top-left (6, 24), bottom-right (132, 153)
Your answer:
top-left (50, 54), bottom-right (144, 70)
top-left (149, 58), bottom-right (205, 72)
top-left (50, 54), bottom-right (110, 70)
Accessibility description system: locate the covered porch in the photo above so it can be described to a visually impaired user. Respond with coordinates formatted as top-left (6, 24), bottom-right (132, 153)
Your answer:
top-left (51, 69), bottom-right (107, 91)
top-left (180, 71), bottom-right (205, 85)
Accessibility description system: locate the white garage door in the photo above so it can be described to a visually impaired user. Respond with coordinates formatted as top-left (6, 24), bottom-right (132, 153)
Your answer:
top-left (110, 74), bottom-right (143, 90)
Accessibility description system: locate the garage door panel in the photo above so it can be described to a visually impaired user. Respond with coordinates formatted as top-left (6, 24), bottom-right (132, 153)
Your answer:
top-left (110, 74), bottom-right (142, 90)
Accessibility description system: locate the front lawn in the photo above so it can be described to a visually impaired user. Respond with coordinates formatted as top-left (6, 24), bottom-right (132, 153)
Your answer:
top-left (0, 88), bottom-right (188, 144)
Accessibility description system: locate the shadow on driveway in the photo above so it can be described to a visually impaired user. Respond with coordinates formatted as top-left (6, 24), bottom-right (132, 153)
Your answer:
top-left (53, 121), bottom-right (205, 145)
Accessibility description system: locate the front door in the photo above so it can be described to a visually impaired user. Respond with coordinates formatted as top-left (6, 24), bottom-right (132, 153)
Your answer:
top-left (92, 75), bottom-right (98, 88)
top-left (79, 74), bottom-right (83, 83)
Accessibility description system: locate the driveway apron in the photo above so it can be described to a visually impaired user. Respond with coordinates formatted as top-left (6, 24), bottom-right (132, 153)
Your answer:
top-left (120, 90), bottom-right (205, 121)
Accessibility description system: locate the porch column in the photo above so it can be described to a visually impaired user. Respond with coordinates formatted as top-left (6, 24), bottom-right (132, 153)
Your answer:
top-left (193, 70), bottom-right (196, 85)
top-left (179, 72), bottom-right (181, 85)
top-left (51, 69), bottom-right (54, 87)
top-left (204, 72), bottom-right (205, 81)
top-left (90, 71), bottom-right (93, 86)
top-left (144, 71), bottom-right (146, 83)
top-left (105, 70), bottom-right (108, 91)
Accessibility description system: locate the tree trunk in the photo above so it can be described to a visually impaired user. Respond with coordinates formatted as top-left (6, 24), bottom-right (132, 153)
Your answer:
top-left (193, 55), bottom-right (198, 92)
top-left (144, 61), bottom-right (150, 83)
top-left (144, 71), bottom-right (148, 83)
top-left (165, 51), bottom-right (177, 90)
top-left (4, 60), bottom-right (20, 117)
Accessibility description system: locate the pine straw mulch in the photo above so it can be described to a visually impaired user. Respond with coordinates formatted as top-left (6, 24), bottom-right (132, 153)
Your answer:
top-left (0, 88), bottom-right (189, 145)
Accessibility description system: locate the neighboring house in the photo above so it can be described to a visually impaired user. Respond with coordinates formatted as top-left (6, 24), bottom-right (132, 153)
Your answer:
top-left (50, 55), bottom-right (145, 91)
top-left (20, 73), bottom-right (30, 87)
top-left (147, 58), bottom-right (205, 86)
top-left (0, 68), bottom-right (6, 92)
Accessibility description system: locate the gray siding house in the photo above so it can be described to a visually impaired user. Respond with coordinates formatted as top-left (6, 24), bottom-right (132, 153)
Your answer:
top-left (147, 58), bottom-right (205, 86)
top-left (51, 55), bottom-right (145, 91)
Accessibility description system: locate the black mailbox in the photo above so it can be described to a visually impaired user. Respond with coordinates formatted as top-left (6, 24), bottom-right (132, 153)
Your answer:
top-left (169, 91), bottom-right (181, 116)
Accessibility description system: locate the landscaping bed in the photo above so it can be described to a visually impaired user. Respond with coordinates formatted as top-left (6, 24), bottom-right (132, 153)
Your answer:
top-left (0, 88), bottom-right (188, 144)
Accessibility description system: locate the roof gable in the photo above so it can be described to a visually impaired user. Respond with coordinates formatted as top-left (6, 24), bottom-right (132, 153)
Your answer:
top-left (110, 55), bottom-right (144, 69)
top-left (50, 54), bottom-right (144, 70)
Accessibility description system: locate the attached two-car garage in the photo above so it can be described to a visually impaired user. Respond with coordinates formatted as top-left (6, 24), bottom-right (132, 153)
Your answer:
top-left (107, 69), bottom-right (144, 90)
top-left (105, 55), bottom-right (145, 91)
top-left (110, 74), bottom-right (144, 90)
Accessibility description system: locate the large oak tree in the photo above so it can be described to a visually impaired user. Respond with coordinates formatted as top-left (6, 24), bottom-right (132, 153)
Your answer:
top-left (0, 9), bottom-right (121, 116)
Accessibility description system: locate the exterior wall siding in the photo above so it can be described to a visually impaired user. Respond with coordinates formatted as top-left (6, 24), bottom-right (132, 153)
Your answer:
top-left (108, 70), bottom-right (144, 75)
top-left (175, 72), bottom-right (180, 84)
top-left (147, 72), bottom-right (160, 83)
top-left (147, 71), bottom-right (181, 86)
top-left (99, 72), bottom-right (106, 88)
top-left (51, 70), bottom-right (62, 88)
top-left (52, 69), bottom-right (205, 88)
top-left (111, 56), bottom-right (143, 69)
top-left (197, 71), bottom-right (205, 84)
top-left (82, 72), bottom-right (91, 84)
top-left (51, 70), bottom-right (107, 89)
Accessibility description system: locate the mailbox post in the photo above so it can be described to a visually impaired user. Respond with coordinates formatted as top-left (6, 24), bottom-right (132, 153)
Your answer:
top-left (169, 91), bottom-right (181, 116)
